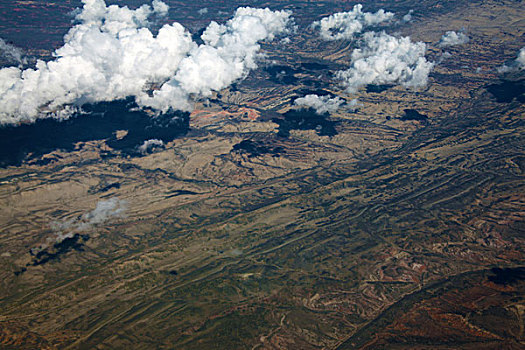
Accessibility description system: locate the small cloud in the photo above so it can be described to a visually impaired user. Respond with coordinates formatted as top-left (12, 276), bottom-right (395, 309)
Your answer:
top-left (0, 38), bottom-right (26, 66)
top-left (138, 138), bottom-right (164, 154)
top-left (438, 30), bottom-right (469, 48)
top-left (82, 198), bottom-right (126, 226)
top-left (152, 0), bottom-right (169, 16)
top-left (337, 31), bottom-right (434, 93)
top-left (436, 51), bottom-right (452, 64)
top-left (51, 198), bottom-right (127, 243)
top-left (517, 47), bottom-right (525, 68)
top-left (27, 198), bottom-right (126, 268)
top-left (347, 98), bottom-right (361, 111)
top-left (312, 4), bottom-right (394, 41)
top-left (294, 94), bottom-right (343, 114)
top-left (198, 8), bottom-right (208, 15)
top-left (402, 10), bottom-right (414, 23)
top-left (497, 47), bottom-right (525, 73)
top-left (29, 198), bottom-right (126, 258)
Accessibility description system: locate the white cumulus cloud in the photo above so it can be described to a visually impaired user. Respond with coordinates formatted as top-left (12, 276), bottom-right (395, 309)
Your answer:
top-left (0, 0), bottom-right (187, 124)
top-left (516, 47), bottom-right (525, 69)
top-left (0, 38), bottom-right (26, 66)
top-left (141, 7), bottom-right (293, 112)
top-left (138, 138), bottom-right (164, 154)
top-left (312, 4), bottom-right (394, 41)
top-left (0, 0), bottom-right (293, 125)
top-left (438, 31), bottom-right (469, 48)
top-left (401, 10), bottom-right (414, 23)
top-left (337, 31), bottom-right (434, 93)
top-left (152, 0), bottom-right (169, 16)
top-left (294, 94), bottom-right (343, 114)
top-left (497, 47), bottom-right (525, 73)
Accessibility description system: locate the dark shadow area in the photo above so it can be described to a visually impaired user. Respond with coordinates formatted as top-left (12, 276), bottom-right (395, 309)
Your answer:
top-left (0, 98), bottom-right (190, 167)
top-left (165, 190), bottom-right (200, 198)
top-left (400, 109), bottom-right (428, 122)
top-left (231, 139), bottom-right (284, 157)
top-left (265, 65), bottom-right (299, 85)
top-left (486, 79), bottom-right (525, 103)
top-left (366, 84), bottom-right (394, 93)
top-left (273, 108), bottom-right (338, 138)
top-left (19, 234), bottom-right (90, 271)
top-left (299, 79), bottom-right (325, 88)
top-left (99, 183), bottom-right (121, 192)
top-left (488, 267), bottom-right (525, 285)
top-left (300, 62), bottom-right (329, 71)
top-left (191, 27), bottom-right (206, 46)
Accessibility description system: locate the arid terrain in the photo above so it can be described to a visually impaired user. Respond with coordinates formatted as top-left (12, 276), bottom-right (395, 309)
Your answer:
top-left (0, 0), bottom-right (524, 349)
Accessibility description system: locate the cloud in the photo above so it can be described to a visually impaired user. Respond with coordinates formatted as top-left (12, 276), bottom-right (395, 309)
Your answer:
top-left (312, 4), bottom-right (394, 41)
top-left (198, 8), bottom-right (208, 15)
top-left (401, 10), bottom-right (414, 23)
top-left (51, 198), bottom-right (127, 242)
top-left (82, 197), bottom-right (127, 226)
top-left (497, 47), bottom-right (525, 73)
top-left (0, 0), bottom-right (186, 125)
top-left (347, 98), bottom-right (361, 110)
top-left (336, 31), bottom-right (434, 93)
top-left (28, 197), bottom-right (126, 256)
top-left (518, 47), bottom-right (525, 68)
top-left (294, 94), bottom-right (343, 114)
top-left (73, 0), bottom-right (169, 35)
top-left (140, 7), bottom-right (293, 111)
top-left (152, 0), bottom-right (169, 16)
top-left (0, 0), bottom-right (293, 125)
top-left (138, 138), bottom-right (164, 154)
top-left (0, 38), bottom-right (26, 66)
top-left (436, 50), bottom-right (452, 64)
top-left (438, 30), bottom-right (469, 48)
